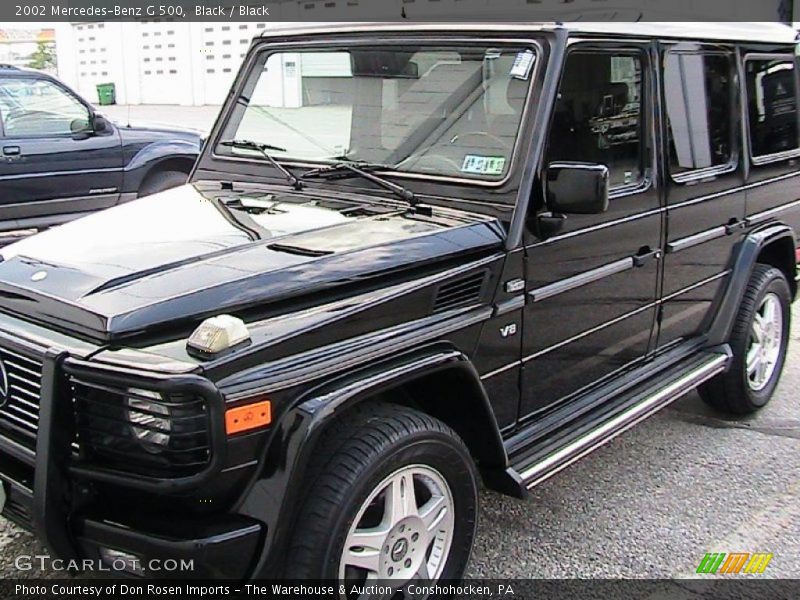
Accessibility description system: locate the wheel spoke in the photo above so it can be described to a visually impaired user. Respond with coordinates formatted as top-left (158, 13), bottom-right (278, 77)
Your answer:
top-left (350, 527), bottom-right (390, 552)
top-left (747, 346), bottom-right (760, 377)
top-left (751, 316), bottom-right (764, 344)
top-left (384, 471), bottom-right (418, 525)
top-left (756, 351), bottom-right (770, 385)
top-left (402, 562), bottom-right (431, 600)
top-left (761, 298), bottom-right (776, 327)
top-left (418, 494), bottom-right (447, 534)
top-left (342, 545), bottom-right (381, 574)
top-left (358, 575), bottom-right (396, 600)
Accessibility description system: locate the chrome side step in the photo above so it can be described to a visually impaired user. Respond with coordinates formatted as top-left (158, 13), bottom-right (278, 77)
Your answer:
top-left (515, 349), bottom-right (731, 490)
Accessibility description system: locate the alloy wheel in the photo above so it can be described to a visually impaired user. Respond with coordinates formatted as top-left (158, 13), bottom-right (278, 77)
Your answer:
top-left (339, 464), bottom-right (455, 586)
top-left (746, 292), bottom-right (784, 392)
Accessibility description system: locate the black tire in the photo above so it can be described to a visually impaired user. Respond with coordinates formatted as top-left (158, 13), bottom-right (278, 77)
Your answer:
top-left (699, 264), bottom-right (791, 415)
top-left (137, 170), bottom-right (188, 197)
top-left (285, 402), bottom-right (478, 589)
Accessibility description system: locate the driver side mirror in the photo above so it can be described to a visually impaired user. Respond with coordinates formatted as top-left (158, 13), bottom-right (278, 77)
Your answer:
top-left (92, 113), bottom-right (108, 133)
top-left (70, 113), bottom-right (108, 139)
top-left (70, 117), bottom-right (92, 136)
top-left (546, 162), bottom-right (610, 215)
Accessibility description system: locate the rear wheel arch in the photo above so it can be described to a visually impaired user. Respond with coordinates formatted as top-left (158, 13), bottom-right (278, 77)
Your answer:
top-left (708, 224), bottom-right (796, 345)
top-left (756, 233), bottom-right (797, 298)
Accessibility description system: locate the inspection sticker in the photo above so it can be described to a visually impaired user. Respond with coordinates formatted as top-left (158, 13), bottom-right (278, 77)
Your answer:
top-left (461, 155), bottom-right (507, 176)
top-left (510, 50), bottom-right (535, 80)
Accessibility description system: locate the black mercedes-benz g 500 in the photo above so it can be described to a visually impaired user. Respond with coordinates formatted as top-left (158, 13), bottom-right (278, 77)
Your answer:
top-left (0, 22), bottom-right (798, 585)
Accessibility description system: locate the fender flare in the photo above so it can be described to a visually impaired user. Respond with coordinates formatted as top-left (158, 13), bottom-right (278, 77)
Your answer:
top-left (123, 139), bottom-right (200, 190)
top-left (237, 345), bottom-right (510, 577)
top-left (707, 223), bottom-right (796, 346)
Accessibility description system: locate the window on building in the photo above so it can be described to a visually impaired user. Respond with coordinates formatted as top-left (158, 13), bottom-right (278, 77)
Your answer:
top-left (746, 57), bottom-right (799, 158)
top-left (664, 51), bottom-right (734, 175)
top-left (546, 50), bottom-right (645, 188)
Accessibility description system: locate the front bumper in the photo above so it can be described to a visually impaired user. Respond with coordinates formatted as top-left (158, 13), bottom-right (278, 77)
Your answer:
top-left (0, 347), bottom-right (264, 580)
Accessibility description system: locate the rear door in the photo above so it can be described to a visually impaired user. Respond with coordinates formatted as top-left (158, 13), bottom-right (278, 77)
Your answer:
top-left (0, 75), bottom-right (123, 231)
top-left (656, 43), bottom-right (746, 349)
top-left (741, 51), bottom-right (800, 239)
top-left (520, 41), bottom-right (662, 418)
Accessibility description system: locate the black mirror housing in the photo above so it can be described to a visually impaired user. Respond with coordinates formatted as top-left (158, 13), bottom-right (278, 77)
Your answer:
top-left (92, 113), bottom-right (108, 133)
top-left (546, 162), bottom-right (610, 215)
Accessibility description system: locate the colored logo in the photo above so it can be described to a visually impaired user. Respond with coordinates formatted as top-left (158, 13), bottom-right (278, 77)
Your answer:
top-left (696, 552), bottom-right (773, 574)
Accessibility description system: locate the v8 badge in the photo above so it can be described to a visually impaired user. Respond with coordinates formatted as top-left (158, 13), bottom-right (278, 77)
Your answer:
top-left (500, 323), bottom-right (518, 338)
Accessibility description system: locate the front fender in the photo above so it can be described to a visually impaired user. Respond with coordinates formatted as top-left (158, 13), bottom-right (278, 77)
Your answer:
top-left (235, 345), bottom-right (507, 578)
top-left (123, 139), bottom-right (201, 188)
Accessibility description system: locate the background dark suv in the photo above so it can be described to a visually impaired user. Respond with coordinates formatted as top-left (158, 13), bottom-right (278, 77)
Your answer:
top-left (0, 65), bottom-right (201, 242)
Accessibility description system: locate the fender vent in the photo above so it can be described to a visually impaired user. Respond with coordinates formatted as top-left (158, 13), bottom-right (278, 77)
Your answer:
top-left (433, 271), bottom-right (487, 312)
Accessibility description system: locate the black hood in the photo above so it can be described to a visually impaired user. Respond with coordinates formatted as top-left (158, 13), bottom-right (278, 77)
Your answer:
top-left (0, 182), bottom-right (504, 341)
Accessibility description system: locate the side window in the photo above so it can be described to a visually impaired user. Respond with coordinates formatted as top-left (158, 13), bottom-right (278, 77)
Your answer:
top-left (0, 78), bottom-right (90, 137)
top-left (663, 51), bottom-right (734, 175)
top-left (745, 57), bottom-right (799, 158)
top-left (547, 50), bottom-right (645, 189)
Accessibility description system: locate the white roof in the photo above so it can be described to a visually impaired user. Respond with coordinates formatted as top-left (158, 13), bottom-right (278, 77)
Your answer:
top-left (261, 22), bottom-right (798, 45)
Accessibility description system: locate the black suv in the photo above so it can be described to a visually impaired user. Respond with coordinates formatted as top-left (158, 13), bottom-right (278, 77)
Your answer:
top-left (0, 65), bottom-right (201, 241)
top-left (0, 23), bottom-right (798, 585)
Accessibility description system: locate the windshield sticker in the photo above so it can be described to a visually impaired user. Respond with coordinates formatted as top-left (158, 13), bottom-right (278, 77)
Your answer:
top-left (510, 50), bottom-right (535, 80)
top-left (461, 155), bottom-right (507, 176)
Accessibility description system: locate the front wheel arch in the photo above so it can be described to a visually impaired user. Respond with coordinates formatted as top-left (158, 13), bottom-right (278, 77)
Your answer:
top-left (240, 348), bottom-right (511, 578)
top-left (137, 158), bottom-right (194, 195)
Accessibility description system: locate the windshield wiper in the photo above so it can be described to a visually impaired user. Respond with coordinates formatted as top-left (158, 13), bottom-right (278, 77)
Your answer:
top-left (302, 161), bottom-right (417, 206)
top-left (220, 139), bottom-right (304, 191)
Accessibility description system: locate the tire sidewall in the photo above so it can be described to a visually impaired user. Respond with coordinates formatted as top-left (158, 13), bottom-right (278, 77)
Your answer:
top-left (735, 270), bottom-right (791, 408)
top-left (319, 433), bottom-right (477, 582)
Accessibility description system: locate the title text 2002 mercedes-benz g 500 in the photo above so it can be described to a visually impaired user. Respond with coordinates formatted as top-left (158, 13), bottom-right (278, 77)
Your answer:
top-left (0, 22), bottom-right (798, 585)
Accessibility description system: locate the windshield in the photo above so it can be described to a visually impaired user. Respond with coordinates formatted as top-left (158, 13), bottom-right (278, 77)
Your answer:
top-left (217, 43), bottom-right (535, 182)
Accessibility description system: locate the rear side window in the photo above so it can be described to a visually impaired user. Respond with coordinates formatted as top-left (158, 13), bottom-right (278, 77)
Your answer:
top-left (546, 50), bottom-right (645, 189)
top-left (663, 51), bottom-right (734, 176)
top-left (745, 57), bottom-right (799, 158)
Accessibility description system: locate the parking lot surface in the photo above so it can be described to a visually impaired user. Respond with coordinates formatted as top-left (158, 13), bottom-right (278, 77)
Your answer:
top-left (2, 303), bottom-right (798, 579)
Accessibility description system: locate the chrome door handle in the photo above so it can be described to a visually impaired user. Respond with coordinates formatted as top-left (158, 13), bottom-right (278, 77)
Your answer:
top-left (633, 248), bottom-right (662, 267)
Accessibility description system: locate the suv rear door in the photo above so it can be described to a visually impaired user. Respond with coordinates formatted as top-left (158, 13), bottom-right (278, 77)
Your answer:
top-left (656, 44), bottom-right (746, 349)
top-left (741, 51), bottom-right (800, 242)
top-left (520, 41), bottom-right (662, 418)
top-left (0, 75), bottom-right (123, 232)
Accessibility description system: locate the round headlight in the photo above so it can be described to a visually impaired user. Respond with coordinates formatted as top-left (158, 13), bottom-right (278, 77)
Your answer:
top-left (126, 389), bottom-right (171, 450)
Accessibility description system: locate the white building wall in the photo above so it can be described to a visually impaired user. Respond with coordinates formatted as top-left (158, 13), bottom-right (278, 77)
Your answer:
top-left (57, 21), bottom-right (274, 106)
top-left (52, 0), bottom-right (792, 106)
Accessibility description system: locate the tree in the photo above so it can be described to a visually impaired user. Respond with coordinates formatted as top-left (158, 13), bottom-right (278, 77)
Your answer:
top-left (27, 41), bottom-right (56, 71)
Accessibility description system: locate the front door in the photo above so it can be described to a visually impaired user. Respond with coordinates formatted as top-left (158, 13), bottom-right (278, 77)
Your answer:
top-left (520, 42), bottom-right (662, 418)
top-left (0, 76), bottom-right (123, 229)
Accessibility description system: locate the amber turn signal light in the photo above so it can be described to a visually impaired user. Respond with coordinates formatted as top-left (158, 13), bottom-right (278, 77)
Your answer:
top-left (225, 400), bottom-right (271, 435)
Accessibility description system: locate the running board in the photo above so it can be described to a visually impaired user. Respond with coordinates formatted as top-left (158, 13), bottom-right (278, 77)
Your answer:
top-left (511, 348), bottom-right (731, 491)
